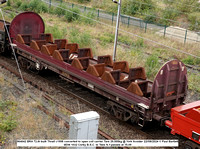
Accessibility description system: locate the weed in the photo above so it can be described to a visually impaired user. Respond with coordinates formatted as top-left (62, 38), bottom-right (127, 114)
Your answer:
top-left (55, 4), bottom-right (67, 16)
top-left (79, 9), bottom-right (96, 25)
top-left (99, 33), bottom-right (114, 45)
top-left (118, 35), bottom-right (133, 45)
top-left (188, 71), bottom-right (200, 92)
top-left (78, 0), bottom-right (91, 3)
top-left (134, 38), bottom-right (144, 48)
top-left (7, 0), bottom-right (11, 6)
top-left (15, 0), bottom-right (22, 8)
top-left (65, 7), bottom-right (80, 22)
top-left (8, 12), bottom-right (16, 19)
top-left (28, 0), bottom-right (48, 13)
top-left (19, 2), bottom-right (29, 11)
top-left (159, 8), bottom-right (179, 25)
top-left (69, 28), bottom-right (91, 48)
top-left (45, 25), bottom-right (67, 39)
top-left (0, 133), bottom-right (6, 145)
top-left (12, 0), bottom-right (22, 8)
top-left (182, 56), bottom-right (200, 66)
top-left (48, 6), bottom-right (56, 14)
top-left (188, 12), bottom-right (200, 31)
top-left (145, 54), bottom-right (160, 78)
top-left (2, 6), bottom-right (12, 11)
top-left (0, 100), bottom-right (17, 132)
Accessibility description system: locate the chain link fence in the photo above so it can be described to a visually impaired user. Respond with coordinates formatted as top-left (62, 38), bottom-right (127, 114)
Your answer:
top-left (48, 0), bottom-right (200, 44)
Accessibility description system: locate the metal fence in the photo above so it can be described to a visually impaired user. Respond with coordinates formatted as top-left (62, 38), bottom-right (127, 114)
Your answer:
top-left (48, 0), bottom-right (200, 44)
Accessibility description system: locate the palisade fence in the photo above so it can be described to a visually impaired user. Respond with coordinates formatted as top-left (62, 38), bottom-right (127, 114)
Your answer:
top-left (47, 0), bottom-right (200, 44)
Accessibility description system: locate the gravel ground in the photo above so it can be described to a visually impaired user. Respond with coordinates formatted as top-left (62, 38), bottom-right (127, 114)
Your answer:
top-left (0, 69), bottom-right (69, 149)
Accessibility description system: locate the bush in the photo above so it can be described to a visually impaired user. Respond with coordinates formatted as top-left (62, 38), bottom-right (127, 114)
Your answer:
top-left (7, 0), bottom-right (11, 6)
top-left (48, 6), bottom-right (56, 14)
top-left (19, 2), bottom-right (29, 11)
top-left (188, 12), bottom-right (200, 31)
top-left (79, 10), bottom-right (96, 25)
top-left (91, 0), bottom-right (106, 9)
top-left (65, 7), bottom-right (80, 22)
top-left (175, 0), bottom-right (199, 13)
top-left (77, 0), bottom-right (91, 3)
top-left (143, 11), bottom-right (157, 23)
top-left (159, 8), bottom-right (179, 25)
top-left (14, 0), bottom-right (22, 8)
top-left (28, 0), bottom-right (48, 13)
top-left (55, 4), bottom-right (67, 16)
top-left (121, 0), bottom-right (156, 16)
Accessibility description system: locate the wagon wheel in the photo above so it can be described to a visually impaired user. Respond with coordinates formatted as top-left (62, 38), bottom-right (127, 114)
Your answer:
top-left (130, 115), bottom-right (138, 124)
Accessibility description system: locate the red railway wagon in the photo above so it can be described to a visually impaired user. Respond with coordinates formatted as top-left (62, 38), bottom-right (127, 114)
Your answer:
top-left (165, 101), bottom-right (200, 149)
top-left (6, 12), bottom-right (188, 127)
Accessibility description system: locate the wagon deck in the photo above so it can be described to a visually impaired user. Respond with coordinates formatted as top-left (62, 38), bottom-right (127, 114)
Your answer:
top-left (9, 12), bottom-right (188, 126)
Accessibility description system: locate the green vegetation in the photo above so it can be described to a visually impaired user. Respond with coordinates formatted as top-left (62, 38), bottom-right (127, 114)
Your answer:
top-left (8, 0), bottom-right (48, 13)
top-left (55, 4), bottom-right (67, 16)
top-left (145, 54), bottom-right (160, 78)
top-left (45, 25), bottom-right (67, 39)
top-left (121, 0), bottom-right (155, 16)
top-left (0, 98), bottom-right (17, 145)
top-left (182, 56), bottom-right (200, 66)
top-left (159, 8), bottom-right (179, 26)
top-left (188, 71), bottom-right (200, 92)
top-left (79, 10), bottom-right (96, 25)
top-left (78, 0), bottom-right (91, 3)
top-left (64, 0), bottom-right (200, 28)
top-left (98, 33), bottom-right (133, 46)
top-left (188, 12), bottom-right (200, 31)
top-left (68, 28), bottom-right (92, 48)
top-left (65, 7), bottom-right (80, 22)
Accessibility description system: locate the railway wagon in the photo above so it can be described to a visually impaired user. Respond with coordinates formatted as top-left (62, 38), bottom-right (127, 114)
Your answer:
top-left (0, 11), bottom-right (188, 127)
top-left (165, 101), bottom-right (200, 149)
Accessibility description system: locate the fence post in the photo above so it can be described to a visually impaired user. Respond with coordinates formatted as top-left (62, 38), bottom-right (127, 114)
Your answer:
top-left (84, 6), bottom-right (86, 12)
top-left (164, 25), bottom-right (166, 37)
top-left (72, 3), bottom-right (74, 8)
top-left (145, 22), bottom-right (147, 33)
top-left (184, 29), bottom-right (187, 44)
top-left (97, 9), bottom-right (99, 18)
top-left (128, 17), bottom-right (130, 27)
top-left (49, 0), bottom-right (51, 8)
top-left (112, 13), bottom-right (114, 25)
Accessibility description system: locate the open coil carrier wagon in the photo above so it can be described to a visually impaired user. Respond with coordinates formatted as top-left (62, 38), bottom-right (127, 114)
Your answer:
top-left (2, 12), bottom-right (188, 127)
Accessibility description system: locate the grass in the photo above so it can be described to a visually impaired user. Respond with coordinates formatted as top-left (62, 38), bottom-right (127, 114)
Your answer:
top-left (188, 71), bottom-right (200, 93)
top-left (68, 28), bottom-right (92, 48)
top-left (45, 25), bottom-right (67, 39)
